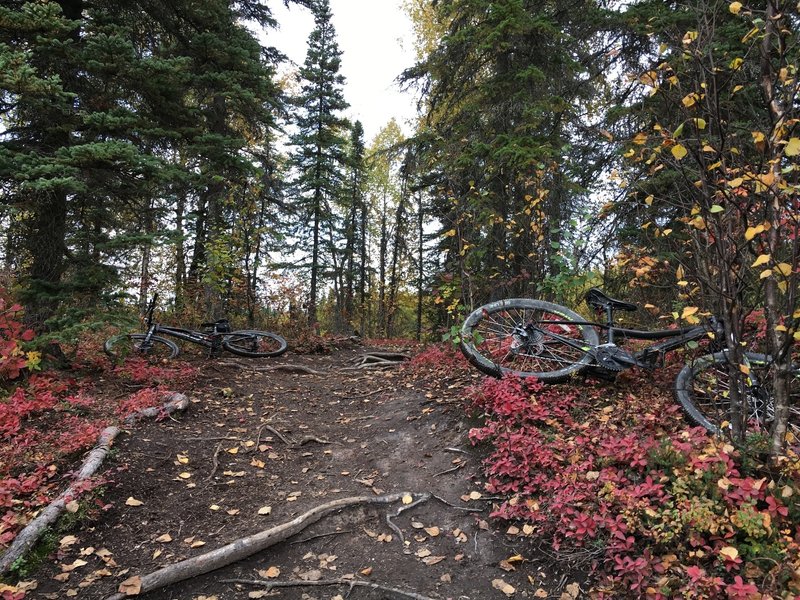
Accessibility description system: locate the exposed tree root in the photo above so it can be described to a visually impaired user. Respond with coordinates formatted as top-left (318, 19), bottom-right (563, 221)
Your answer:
top-left (217, 361), bottom-right (325, 375)
top-left (221, 577), bottom-right (438, 599)
top-left (104, 492), bottom-right (430, 600)
top-left (340, 352), bottom-right (410, 371)
top-left (0, 391), bottom-right (191, 576)
top-left (0, 427), bottom-right (120, 574)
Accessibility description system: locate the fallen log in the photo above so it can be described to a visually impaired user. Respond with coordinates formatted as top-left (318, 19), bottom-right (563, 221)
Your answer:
top-left (0, 391), bottom-right (191, 576)
top-left (104, 492), bottom-right (430, 600)
top-left (0, 426), bottom-right (120, 574)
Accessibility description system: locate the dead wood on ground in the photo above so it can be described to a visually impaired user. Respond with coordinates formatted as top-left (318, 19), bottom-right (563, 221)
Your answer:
top-left (104, 492), bottom-right (431, 600)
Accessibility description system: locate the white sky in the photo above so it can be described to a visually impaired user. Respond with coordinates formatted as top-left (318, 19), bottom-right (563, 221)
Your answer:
top-left (265, 0), bottom-right (418, 142)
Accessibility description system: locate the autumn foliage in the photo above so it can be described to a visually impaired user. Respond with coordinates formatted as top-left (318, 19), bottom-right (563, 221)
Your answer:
top-left (468, 369), bottom-right (800, 598)
top-left (0, 293), bottom-right (196, 560)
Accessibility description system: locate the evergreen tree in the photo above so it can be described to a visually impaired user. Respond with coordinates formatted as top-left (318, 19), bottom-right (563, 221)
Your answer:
top-left (288, 0), bottom-right (350, 327)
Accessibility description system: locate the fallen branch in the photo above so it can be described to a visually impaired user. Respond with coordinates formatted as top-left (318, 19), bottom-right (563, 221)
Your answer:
top-left (204, 442), bottom-right (222, 482)
top-left (0, 391), bottom-right (191, 575)
top-left (216, 361), bottom-right (325, 375)
top-left (104, 492), bottom-right (430, 600)
top-left (221, 577), bottom-right (437, 600)
top-left (123, 392), bottom-right (190, 426)
top-left (0, 426), bottom-right (120, 574)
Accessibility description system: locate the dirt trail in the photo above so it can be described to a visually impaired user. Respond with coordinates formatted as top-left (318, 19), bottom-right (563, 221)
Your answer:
top-left (30, 345), bottom-right (569, 599)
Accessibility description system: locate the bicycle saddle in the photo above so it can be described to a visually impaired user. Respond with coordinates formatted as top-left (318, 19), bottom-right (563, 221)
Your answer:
top-left (201, 319), bottom-right (231, 332)
top-left (585, 288), bottom-right (638, 312)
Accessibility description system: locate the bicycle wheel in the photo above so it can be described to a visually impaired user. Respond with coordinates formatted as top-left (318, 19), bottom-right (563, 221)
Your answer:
top-left (460, 298), bottom-right (599, 382)
top-left (104, 334), bottom-right (180, 361)
top-left (223, 330), bottom-right (288, 357)
top-left (675, 351), bottom-right (800, 436)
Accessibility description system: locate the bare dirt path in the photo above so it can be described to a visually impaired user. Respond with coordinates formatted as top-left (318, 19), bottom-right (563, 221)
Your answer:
top-left (30, 344), bottom-right (568, 600)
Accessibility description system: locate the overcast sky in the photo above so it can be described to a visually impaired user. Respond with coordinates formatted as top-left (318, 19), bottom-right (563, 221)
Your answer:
top-left (265, 0), bottom-right (419, 142)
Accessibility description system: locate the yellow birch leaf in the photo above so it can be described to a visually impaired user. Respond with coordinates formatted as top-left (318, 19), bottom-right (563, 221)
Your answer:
top-left (681, 306), bottom-right (699, 319)
top-left (443, 229), bottom-right (456, 237)
top-left (729, 1), bottom-right (742, 14)
top-left (728, 177), bottom-right (744, 187)
top-left (785, 137), bottom-right (800, 156)
top-left (775, 263), bottom-right (792, 276)
top-left (671, 144), bottom-right (688, 160)
top-left (745, 225), bottom-right (763, 241)
top-left (751, 254), bottom-right (770, 267)
top-left (760, 269), bottom-right (772, 279)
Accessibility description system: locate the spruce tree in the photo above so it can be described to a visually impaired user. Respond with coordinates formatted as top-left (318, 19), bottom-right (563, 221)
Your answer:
top-left (288, 0), bottom-right (350, 327)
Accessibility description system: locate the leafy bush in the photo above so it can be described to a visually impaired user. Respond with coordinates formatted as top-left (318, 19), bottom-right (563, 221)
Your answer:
top-left (468, 370), bottom-right (800, 598)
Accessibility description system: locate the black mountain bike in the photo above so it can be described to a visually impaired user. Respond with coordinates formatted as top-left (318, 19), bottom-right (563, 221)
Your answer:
top-left (104, 295), bottom-right (288, 361)
top-left (460, 288), bottom-right (799, 436)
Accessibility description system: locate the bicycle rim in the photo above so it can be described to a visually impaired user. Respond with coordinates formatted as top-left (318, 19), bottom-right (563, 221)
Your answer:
top-left (104, 334), bottom-right (180, 361)
top-left (675, 352), bottom-right (800, 437)
top-left (460, 298), bottom-right (598, 382)
top-left (223, 331), bottom-right (288, 357)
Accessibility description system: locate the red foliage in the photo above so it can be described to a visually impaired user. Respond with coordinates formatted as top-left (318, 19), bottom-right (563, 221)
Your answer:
top-left (468, 370), bottom-right (800, 598)
top-left (0, 294), bottom-right (198, 556)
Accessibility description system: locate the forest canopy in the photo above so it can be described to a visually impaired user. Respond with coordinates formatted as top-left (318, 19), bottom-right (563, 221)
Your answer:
top-left (0, 0), bottom-right (797, 364)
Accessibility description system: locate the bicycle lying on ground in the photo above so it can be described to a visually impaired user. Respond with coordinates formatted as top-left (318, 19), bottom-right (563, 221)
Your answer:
top-left (104, 294), bottom-right (288, 360)
top-left (460, 288), bottom-right (799, 436)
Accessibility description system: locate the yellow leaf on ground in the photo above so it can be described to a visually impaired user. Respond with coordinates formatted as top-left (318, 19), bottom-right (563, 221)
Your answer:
top-left (492, 578), bottom-right (516, 596)
top-left (402, 494), bottom-right (413, 504)
top-left (155, 533), bottom-right (172, 543)
top-left (719, 546), bottom-right (739, 560)
top-left (258, 506), bottom-right (272, 515)
top-left (125, 497), bottom-right (143, 507)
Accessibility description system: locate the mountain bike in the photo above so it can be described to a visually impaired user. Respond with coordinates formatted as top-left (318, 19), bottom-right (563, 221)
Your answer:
top-left (104, 294), bottom-right (288, 361)
top-left (460, 288), bottom-right (799, 435)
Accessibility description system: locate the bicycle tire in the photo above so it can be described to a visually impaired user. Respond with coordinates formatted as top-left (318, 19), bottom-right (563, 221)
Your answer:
top-left (222, 330), bottom-right (288, 357)
top-left (675, 351), bottom-right (800, 436)
top-left (460, 298), bottom-right (599, 382)
top-left (104, 334), bottom-right (180, 361)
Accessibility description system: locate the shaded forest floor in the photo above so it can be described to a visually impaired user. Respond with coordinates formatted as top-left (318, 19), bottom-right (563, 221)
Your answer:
top-left (18, 341), bottom-right (580, 600)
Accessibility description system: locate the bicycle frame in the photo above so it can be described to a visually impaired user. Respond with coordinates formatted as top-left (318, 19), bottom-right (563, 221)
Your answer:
top-left (521, 306), bottom-right (722, 371)
top-left (140, 294), bottom-right (224, 354)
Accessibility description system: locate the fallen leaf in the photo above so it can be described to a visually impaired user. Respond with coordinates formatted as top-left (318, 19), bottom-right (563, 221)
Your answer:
top-left (415, 548), bottom-right (432, 558)
top-left (226, 446), bottom-right (239, 454)
top-left (59, 535), bottom-right (79, 548)
top-left (299, 569), bottom-right (323, 581)
top-left (424, 526), bottom-right (440, 537)
top-left (61, 559), bottom-right (87, 572)
top-left (209, 504), bottom-right (220, 511)
top-left (155, 533), bottom-right (172, 543)
top-left (153, 549), bottom-right (162, 559)
top-left (469, 491), bottom-right (482, 500)
top-left (190, 540), bottom-right (206, 548)
top-left (125, 497), bottom-right (144, 507)
top-left (53, 573), bottom-right (70, 582)
top-left (440, 573), bottom-right (452, 583)
top-left (65, 500), bottom-right (79, 513)
top-left (492, 578), bottom-right (516, 596)
top-left (226, 509), bottom-right (240, 515)
top-left (402, 494), bottom-right (413, 504)
top-left (422, 555), bottom-right (446, 566)
top-left (248, 592), bottom-right (269, 599)
top-left (535, 589), bottom-right (549, 598)
top-left (118, 575), bottom-right (142, 595)
top-left (178, 472), bottom-right (192, 479)
top-left (65, 590), bottom-right (78, 597)
top-left (177, 454), bottom-right (189, 464)
top-left (360, 567), bottom-right (373, 576)
top-left (257, 506), bottom-right (272, 515)
top-left (257, 566), bottom-right (280, 578)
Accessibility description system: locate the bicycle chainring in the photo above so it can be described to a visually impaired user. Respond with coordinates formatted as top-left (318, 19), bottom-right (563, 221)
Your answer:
top-left (593, 344), bottom-right (635, 372)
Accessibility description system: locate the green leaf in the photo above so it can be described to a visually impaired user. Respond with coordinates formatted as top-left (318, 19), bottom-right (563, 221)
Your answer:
top-left (709, 205), bottom-right (724, 213)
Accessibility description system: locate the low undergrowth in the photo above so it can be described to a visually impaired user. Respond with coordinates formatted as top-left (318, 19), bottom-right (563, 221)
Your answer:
top-left (468, 368), bottom-right (800, 598)
top-left (0, 295), bottom-right (197, 571)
